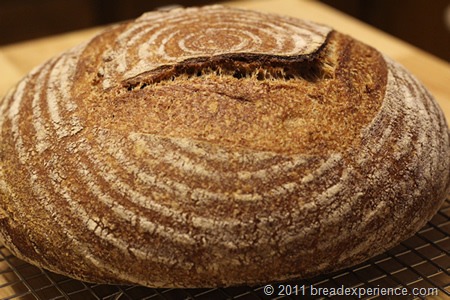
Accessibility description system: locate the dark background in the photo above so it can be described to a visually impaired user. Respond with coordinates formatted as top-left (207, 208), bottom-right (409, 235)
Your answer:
top-left (0, 0), bottom-right (449, 61)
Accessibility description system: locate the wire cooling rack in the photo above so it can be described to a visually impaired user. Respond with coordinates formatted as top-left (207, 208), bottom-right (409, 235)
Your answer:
top-left (1, 199), bottom-right (449, 300)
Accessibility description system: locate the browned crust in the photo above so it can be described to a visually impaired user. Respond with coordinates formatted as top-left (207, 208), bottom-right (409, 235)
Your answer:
top-left (0, 5), bottom-right (448, 288)
top-left (82, 30), bottom-right (388, 155)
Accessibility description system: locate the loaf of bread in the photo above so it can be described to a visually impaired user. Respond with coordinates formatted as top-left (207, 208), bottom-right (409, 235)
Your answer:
top-left (0, 5), bottom-right (449, 288)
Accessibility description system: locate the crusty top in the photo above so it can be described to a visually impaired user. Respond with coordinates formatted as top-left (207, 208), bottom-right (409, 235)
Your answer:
top-left (0, 5), bottom-right (449, 288)
top-left (75, 5), bottom-right (387, 155)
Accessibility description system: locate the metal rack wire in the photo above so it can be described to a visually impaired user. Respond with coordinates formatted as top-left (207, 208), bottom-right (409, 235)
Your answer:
top-left (1, 199), bottom-right (449, 300)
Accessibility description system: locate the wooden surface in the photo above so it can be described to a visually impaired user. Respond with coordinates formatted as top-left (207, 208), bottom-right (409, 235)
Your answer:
top-left (0, 0), bottom-right (449, 298)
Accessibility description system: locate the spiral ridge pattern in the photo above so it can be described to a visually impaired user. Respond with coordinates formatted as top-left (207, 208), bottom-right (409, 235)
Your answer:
top-left (0, 5), bottom-right (449, 288)
top-left (100, 5), bottom-right (331, 86)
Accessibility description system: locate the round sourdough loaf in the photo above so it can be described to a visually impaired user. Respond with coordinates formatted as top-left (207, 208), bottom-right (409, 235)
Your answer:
top-left (0, 5), bottom-right (449, 288)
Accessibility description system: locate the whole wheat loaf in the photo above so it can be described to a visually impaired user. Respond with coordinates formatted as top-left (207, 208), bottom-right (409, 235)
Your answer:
top-left (0, 5), bottom-right (449, 288)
